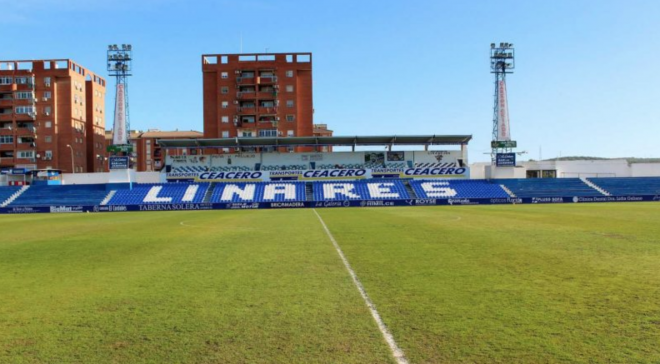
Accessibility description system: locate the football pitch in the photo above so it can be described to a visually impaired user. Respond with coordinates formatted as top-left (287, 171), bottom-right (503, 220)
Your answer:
top-left (1, 203), bottom-right (659, 363)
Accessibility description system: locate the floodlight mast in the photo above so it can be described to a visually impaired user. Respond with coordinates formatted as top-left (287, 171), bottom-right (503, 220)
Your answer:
top-left (107, 44), bottom-right (133, 154)
top-left (490, 42), bottom-right (515, 163)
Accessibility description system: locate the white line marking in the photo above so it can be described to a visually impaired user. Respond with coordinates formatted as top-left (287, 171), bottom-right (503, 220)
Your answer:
top-left (179, 221), bottom-right (198, 227)
top-left (313, 209), bottom-right (409, 364)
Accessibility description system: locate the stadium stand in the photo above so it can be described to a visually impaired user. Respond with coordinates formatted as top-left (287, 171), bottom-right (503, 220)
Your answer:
top-left (0, 186), bottom-right (22, 206)
top-left (409, 180), bottom-right (510, 199)
top-left (8, 185), bottom-right (110, 207)
top-left (413, 162), bottom-right (457, 168)
top-left (312, 180), bottom-right (410, 201)
top-left (494, 178), bottom-right (599, 198)
top-left (106, 183), bottom-right (209, 205)
top-left (210, 182), bottom-right (306, 202)
top-left (588, 177), bottom-right (660, 196)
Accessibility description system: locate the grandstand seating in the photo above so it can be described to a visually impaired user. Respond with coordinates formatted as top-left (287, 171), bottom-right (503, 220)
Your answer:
top-left (106, 183), bottom-right (209, 205)
top-left (8, 184), bottom-right (109, 207)
top-left (410, 180), bottom-right (510, 199)
top-left (312, 180), bottom-right (410, 201)
top-left (0, 186), bottom-right (21, 205)
top-left (494, 178), bottom-right (599, 198)
top-left (588, 177), bottom-right (660, 196)
top-left (210, 182), bottom-right (306, 202)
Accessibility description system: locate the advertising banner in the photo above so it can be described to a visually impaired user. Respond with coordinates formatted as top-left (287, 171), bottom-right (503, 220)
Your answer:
top-left (166, 168), bottom-right (470, 182)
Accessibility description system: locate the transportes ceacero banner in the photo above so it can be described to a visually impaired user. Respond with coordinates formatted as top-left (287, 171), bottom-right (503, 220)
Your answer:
top-left (166, 167), bottom-right (470, 182)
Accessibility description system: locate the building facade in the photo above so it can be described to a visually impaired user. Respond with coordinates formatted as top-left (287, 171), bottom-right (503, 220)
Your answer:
top-left (202, 53), bottom-right (314, 152)
top-left (0, 59), bottom-right (106, 173)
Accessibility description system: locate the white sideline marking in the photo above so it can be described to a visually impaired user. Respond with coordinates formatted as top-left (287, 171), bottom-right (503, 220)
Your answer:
top-left (179, 221), bottom-right (199, 227)
top-left (313, 209), bottom-right (409, 364)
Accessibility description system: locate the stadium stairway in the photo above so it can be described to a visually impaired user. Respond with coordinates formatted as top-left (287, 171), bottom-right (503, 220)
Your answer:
top-left (100, 191), bottom-right (116, 206)
top-left (0, 186), bottom-right (26, 207)
top-left (403, 181), bottom-right (418, 199)
top-left (203, 183), bottom-right (217, 203)
top-left (500, 184), bottom-right (516, 198)
top-left (305, 183), bottom-right (314, 201)
top-left (580, 177), bottom-right (610, 196)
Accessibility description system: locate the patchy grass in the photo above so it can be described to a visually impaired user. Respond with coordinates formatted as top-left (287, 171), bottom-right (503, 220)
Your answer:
top-left (317, 203), bottom-right (660, 363)
top-left (1, 203), bottom-right (660, 363)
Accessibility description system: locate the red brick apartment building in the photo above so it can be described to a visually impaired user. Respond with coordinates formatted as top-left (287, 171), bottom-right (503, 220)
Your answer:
top-left (105, 129), bottom-right (203, 171)
top-left (202, 53), bottom-right (314, 152)
top-left (0, 59), bottom-right (106, 173)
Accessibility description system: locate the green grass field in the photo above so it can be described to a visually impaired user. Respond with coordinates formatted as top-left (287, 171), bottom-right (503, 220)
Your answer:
top-left (1, 203), bottom-right (659, 363)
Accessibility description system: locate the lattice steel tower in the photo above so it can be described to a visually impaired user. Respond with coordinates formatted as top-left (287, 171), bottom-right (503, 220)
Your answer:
top-left (107, 44), bottom-right (133, 151)
top-left (490, 42), bottom-right (515, 163)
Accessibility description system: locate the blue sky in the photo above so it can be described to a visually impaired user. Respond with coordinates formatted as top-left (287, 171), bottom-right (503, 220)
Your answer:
top-left (2, 0), bottom-right (659, 162)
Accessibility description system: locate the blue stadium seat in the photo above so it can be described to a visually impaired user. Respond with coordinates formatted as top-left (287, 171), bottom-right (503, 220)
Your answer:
top-left (409, 179), bottom-right (510, 199)
top-left (107, 183), bottom-right (209, 205)
top-left (0, 186), bottom-right (22, 205)
top-left (210, 182), bottom-right (306, 203)
top-left (312, 180), bottom-right (410, 201)
top-left (8, 184), bottom-right (109, 207)
top-left (493, 178), bottom-right (599, 198)
top-left (588, 177), bottom-right (660, 196)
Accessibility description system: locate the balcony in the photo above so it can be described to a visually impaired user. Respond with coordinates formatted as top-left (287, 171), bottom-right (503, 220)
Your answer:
top-left (0, 143), bottom-right (13, 151)
top-left (0, 113), bottom-right (12, 121)
top-left (236, 76), bottom-right (255, 85)
top-left (15, 157), bottom-right (37, 165)
top-left (258, 106), bottom-right (278, 114)
top-left (0, 98), bottom-right (13, 107)
top-left (15, 113), bottom-right (37, 121)
top-left (16, 142), bottom-right (36, 151)
top-left (0, 156), bottom-right (15, 166)
top-left (236, 91), bottom-right (256, 100)
top-left (256, 76), bottom-right (278, 84)
top-left (236, 105), bottom-right (256, 114)
top-left (0, 126), bottom-right (13, 135)
top-left (16, 126), bottom-right (36, 136)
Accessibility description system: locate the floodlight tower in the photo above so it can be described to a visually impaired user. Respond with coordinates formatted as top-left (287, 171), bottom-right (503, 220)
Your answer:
top-left (107, 44), bottom-right (133, 153)
top-left (490, 42), bottom-right (515, 163)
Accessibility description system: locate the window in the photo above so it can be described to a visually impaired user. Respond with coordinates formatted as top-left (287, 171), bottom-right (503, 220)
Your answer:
top-left (45, 150), bottom-right (53, 159)
top-left (44, 136), bottom-right (52, 143)
top-left (221, 72), bottom-right (228, 79)
top-left (286, 114), bottom-right (295, 122)
top-left (286, 70), bottom-right (294, 77)
top-left (0, 135), bottom-right (13, 144)
top-left (15, 77), bottom-right (28, 85)
top-left (15, 106), bottom-right (36, 114)
top-left (286, 100), bottom-right (294, 107)
top-left (44, 91), bottom-right (51, 100)
top-left (18, 151), bottom-right (35, 158)
top-left (258, 129), bottom-right (277, 137)
top-left (15, 92), bottom-right (33, 100)
top-left (287, 130), bottom-right (294, 137)
top-left (286, 85), bottom-right (294, 92)
top-left (241, 131), bottom-right (253, 137)
top-left (0, 77), bottom-right (12, 85)
top-left (44, 106), bottom-right (51, 115)
top-left (221, 116), bottom-right (229, 123)
top-left (45, 121), bottom-right (52, 128)
top-left (221, 101), bottom-right (228, 109)
top-left (44, 77), bottom-right (51, 86)
top-left (221, 87), bottom-right (229, 94)
top-left (222, 131), bottom-right (229, 138)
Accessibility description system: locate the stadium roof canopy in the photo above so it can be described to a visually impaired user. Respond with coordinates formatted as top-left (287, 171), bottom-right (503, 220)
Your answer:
top-left (157, 135), bottom-right (472, 149)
